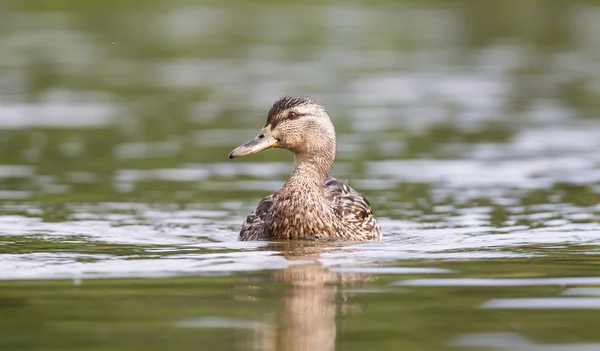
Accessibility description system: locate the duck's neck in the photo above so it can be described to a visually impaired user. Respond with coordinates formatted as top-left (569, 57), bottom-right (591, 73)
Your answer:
top-left (282, 149), bottom-right (335, 193)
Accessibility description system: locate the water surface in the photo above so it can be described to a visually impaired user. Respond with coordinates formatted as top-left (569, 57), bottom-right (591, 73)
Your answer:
top-left (1, 1), bottom-right (600, 350)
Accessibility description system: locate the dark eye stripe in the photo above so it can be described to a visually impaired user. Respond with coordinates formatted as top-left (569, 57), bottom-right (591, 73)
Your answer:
top-left (264, 96), bottom-right (324, 128)
top-left (288, 112), bottom-right (308, 120)
top-left (266, 112), bottom-right (309, 129)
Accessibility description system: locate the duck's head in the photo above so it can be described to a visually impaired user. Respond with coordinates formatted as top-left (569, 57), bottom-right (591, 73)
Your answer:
top-left (229, 96), bottom-right (336, 159)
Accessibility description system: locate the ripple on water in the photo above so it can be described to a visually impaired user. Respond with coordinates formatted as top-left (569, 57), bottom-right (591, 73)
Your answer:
top-left (482, 298), bottom-right (600, 310)
top-left (562, 288), bottom-right (600, 296)
top-left (392, 277), bottom-right (600, 287)
top-left (1, 199), bottom-right (599, 280)
top-left (367, 157), bottom-right (597, 189)
top-left (0, 249), bottom-right (295, 281)
top-left (174, 316), bottom-right (268, 329)
top-left (0, 101), bottom-right (117, 129)
top-left (452, 332), bottom-right (600, 351)
top-left (328, 267), bottom-right (453, 274)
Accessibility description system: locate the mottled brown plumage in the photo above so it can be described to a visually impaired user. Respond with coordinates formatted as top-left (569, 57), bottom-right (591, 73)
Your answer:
top-left (229, 96), bottom-right (381, 242)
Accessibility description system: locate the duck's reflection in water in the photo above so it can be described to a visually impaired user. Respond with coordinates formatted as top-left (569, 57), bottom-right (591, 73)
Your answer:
top-left (251, 242), bottom-right (374, 351)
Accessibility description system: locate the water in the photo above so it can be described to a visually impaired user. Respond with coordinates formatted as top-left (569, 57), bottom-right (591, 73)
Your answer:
top-left (1, 0), bottom-right (600, 350)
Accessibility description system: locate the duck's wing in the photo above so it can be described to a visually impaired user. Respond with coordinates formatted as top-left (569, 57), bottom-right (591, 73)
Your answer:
top-left (238, 191), bottom-right (277, 241)
top-left (324, 177), bottom-right (381, 241)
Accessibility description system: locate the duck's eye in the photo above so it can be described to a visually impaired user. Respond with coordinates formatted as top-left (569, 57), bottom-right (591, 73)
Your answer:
top-left (288, 111), bottom-right (298, 119)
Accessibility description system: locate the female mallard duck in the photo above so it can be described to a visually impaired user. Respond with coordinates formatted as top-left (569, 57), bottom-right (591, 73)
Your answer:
top-left (229, 96), bottom-right (381, 242)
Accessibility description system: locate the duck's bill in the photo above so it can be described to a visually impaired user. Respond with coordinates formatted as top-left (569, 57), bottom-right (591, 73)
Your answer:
top-left (228, 129), bottom-right (280, 159)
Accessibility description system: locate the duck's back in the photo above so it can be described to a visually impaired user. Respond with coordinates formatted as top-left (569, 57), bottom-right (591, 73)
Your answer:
top-left (238, 192), bottom-right (277, 241)
top-left (323, 177), bottom-right (381, 241)
top-left (238, 177), bottom-right (381, 241)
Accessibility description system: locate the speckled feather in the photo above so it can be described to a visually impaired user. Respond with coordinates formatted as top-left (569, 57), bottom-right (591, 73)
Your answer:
top-left (239, 177), bottom-right (381, 241)
top-left (234, 95), bottom-right (381, 242)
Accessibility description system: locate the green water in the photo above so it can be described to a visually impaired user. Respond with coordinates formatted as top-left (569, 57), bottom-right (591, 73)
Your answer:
top-left (3, 253), bottom-right (600, 351)
top-left (1, 0), bottom-right (600, 350)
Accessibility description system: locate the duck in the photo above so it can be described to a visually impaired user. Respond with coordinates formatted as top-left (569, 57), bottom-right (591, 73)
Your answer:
top-left (228, 96), bottom-right (381, 242)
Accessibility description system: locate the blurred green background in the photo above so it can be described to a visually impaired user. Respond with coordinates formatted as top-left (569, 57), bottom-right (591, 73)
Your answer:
top-left (1, 0), bottom-right (599, 205)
